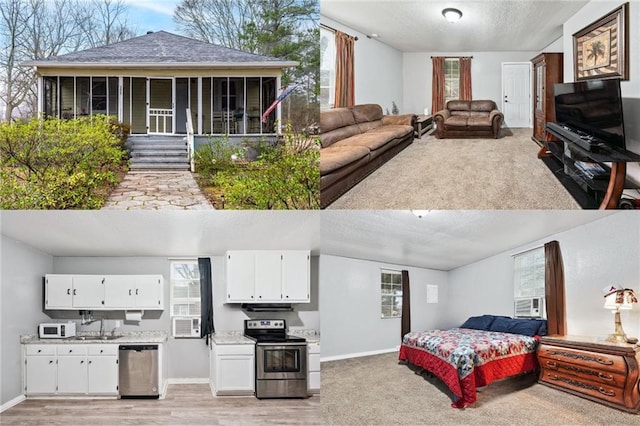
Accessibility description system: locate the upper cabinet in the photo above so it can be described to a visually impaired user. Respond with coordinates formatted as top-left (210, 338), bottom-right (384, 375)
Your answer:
top-left (226, 250), bottom-right (310, 303)
top-left (45, 274), bottom-right (164, 310)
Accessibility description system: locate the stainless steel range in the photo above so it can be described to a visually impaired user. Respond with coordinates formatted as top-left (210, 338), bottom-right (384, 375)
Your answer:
top-left (244, 319), bottom-right (308, 399)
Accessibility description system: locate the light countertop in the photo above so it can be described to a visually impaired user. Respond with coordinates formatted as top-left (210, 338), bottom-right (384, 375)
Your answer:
top-left (21, 331), bottom-right (168, 344)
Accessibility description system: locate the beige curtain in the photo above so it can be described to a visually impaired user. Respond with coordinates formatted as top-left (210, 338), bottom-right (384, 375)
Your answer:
top-left (459, 57), bottom-right (472, 101)
top-left (431, 56), bottom-right (445, 114)
top-left (401, 270), bottom-right (410, 341)
top-left (544, 241), bottom-right (566, 336)
top-left (334, 30), bottom-right (355, 108)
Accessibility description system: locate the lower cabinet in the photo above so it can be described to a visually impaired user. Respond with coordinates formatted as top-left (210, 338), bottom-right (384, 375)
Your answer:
top-left (24, 344), bottom-right (118, 396)
top-left (210, 342), bottom-right (255, 396)
top-left (308, 341), bottom-right (320, 394)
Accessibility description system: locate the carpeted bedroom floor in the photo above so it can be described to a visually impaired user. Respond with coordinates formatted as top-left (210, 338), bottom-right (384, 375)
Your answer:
top-left (328, 128), bottom-right (581, 210)
top-left (321, 352), bottom-right (638, 425)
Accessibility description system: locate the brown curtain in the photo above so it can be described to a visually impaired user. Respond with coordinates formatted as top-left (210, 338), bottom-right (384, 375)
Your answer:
top-left (544, 241), bottom-right (567, 336)
top-left (401, 270), bottom-right (411, 341)
top-left (334, 30), bottom-right (355, 108)
top-left (431, 57), bottom-right (445, 114)
top-left (459, 57), bottom-right (472, 101)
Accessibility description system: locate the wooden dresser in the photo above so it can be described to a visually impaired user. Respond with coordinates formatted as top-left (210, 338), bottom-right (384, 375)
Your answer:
top-left (538, 335), bottom-right (640, 413)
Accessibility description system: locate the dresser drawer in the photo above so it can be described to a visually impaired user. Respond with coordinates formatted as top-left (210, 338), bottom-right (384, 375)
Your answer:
top-left (538, 344), bottom-right (627, 374)
top-left (540, 368), bottom-right (625, 406)
top-left (539, 356), bottom-right (627, 388)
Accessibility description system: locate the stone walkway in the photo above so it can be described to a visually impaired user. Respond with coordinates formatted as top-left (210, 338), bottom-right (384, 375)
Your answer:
top-left (102, 171), bottom-right (214, 210)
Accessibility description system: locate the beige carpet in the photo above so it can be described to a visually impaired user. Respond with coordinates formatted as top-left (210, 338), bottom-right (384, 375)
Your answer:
top-left (322, 352), bottom-right (638, 425)
top-left (329, 128), bottom-right (580, 209)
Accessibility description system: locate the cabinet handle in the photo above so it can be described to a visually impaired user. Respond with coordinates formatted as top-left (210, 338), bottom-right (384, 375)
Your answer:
top-left (285, 295), bottom-right (289, 299)
top-left (598, 387), bottom-right (615, 396)
top-left (69, 350), bottom-right (73, 353)
top-left (596, 358), bottom-right (614, 366)
top-left (67, 289), bottom-right (71, 295)
top-left (73, 289), bottom-right (76, 296)
top-left (136, 289), bottom-right (139, 296)
top-left (251, 295), bottom-right (254, 299)
top-left (545, 361), bottom-right (557, 368)
top-left (129, 289), bottom-right (132, 296)
top-left (547, 373), bottom-right (559, 381)
top-left (102, 278), bottom-right (105, 284)
top-left (100, 350), bottom-right (103, 353)
top-left (259, 295), bottom-right (262, 299)
top-left (80, 360), bottom-right (84, 364)
top-left (598, 372), bottom-right (614, 381)
top-left (49, 360), bottom-right (54, 364)
top-left (89, 360), bottom-right (92, 364)
top-left (38, 349), bottom-right (42, 353)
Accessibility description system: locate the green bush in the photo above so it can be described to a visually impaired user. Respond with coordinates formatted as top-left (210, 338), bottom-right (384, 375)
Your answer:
top-left (214, 139), bottom-right (320, 210)
top-left (0, 115), bottom-right (128, 209)
top-left (194, 136), bottom-right (246, 177)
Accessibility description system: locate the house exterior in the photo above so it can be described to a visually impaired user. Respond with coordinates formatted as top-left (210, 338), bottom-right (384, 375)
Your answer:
top-left (24, 31), bottom-right (298, 136)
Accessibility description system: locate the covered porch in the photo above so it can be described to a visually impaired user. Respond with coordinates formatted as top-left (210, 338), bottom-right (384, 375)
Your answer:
top-left (40, 73), bottom-right (279, 136)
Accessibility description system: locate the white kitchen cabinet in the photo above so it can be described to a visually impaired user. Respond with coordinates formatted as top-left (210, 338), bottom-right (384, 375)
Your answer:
top-left (226, 251), bottom-right (256, 302)
top-left (87, 345), bottom-right (119, 394)
top-left (24, 345), bottom-right (57, 394)
top-left (210, 343), bottom-right (255, 396)
top-left (308, 341), bottom-right (320, 394)
top-left (45, 275), bottom-right (74, 308)
top-left (71, 276), bottom-right (105, 308)
top-left (225, 250), bottom-right (310, 303)
top-left (45, 274), bottom-right (164, 310)
top-left (282, 251), bottom-right (310, 302)
top-left (103, 275), bottom-right (163, 309)
top-left (24, 344), bottom-right (119, 396)
top-left (254, 251), bottom-right (283, 302)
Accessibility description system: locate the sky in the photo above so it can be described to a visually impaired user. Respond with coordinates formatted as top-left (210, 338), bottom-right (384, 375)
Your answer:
top-left (123, 0), bottom-right (181, 34)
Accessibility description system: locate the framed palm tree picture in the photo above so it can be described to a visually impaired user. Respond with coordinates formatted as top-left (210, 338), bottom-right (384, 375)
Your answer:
top-left (573, 3), bottom-right (629, 81)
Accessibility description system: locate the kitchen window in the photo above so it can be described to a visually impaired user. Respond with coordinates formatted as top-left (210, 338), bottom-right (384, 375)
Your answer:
top-left (170, 260), bottom-right (201, 336)
top-left (381, 269), bottom-right (402, 318)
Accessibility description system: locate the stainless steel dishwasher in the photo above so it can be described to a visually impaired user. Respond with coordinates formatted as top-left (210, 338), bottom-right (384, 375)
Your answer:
top-left (119, 344), bottom-right (159, 398)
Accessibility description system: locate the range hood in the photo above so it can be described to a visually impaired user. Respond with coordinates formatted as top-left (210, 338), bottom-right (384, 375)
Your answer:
top-left (241, 303), bottom-right (294, 312)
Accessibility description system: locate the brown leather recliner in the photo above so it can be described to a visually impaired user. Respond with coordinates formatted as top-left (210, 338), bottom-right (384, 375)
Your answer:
top-left (434, 100), bottom-right (503, 139)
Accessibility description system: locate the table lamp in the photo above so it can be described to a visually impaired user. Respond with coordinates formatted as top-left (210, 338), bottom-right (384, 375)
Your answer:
top-left (603, 287), bottom-right (637, 343)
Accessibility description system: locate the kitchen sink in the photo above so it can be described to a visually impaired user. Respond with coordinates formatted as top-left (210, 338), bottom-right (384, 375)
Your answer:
top-left (74, 335), bottom-right (123, 341)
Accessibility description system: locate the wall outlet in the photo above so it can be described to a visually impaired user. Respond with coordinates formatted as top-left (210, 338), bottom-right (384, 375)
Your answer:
top-left (115, 320), bottom-right (121, 328)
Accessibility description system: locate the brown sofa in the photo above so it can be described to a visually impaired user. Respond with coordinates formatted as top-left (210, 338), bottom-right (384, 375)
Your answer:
top-left (434, 100), bottom-right (503, 139)
top-left (320, 104), bottom-right (415, 208)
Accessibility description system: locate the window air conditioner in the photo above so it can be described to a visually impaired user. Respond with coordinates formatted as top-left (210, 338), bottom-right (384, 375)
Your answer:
top-left (173, 317), bottom-right (201, 338)
top-left (514, 297), bottom-right (544, 318)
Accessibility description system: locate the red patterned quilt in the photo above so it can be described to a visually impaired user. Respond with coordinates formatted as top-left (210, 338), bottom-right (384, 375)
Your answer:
top-left (399, 328), bottom-right (539, 408)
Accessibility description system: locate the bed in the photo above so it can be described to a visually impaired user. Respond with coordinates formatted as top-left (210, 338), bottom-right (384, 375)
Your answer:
top-left (399, 315), bottom-right (546, 408)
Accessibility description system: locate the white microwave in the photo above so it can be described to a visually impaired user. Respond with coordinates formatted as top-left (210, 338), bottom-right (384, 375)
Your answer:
top-left (38, 322), bottom-right (76, 339)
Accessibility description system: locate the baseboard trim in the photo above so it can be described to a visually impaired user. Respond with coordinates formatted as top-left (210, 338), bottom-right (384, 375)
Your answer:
top-left (321, 346), bottom-right (399, 363)
top-left (0, 395), bottom-right (26, 413)
top-left (166, 378), bottom-right (210, 385)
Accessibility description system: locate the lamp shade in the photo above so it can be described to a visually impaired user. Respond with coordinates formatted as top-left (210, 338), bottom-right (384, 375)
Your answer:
top-left (604, 289), bottom-right (638, 310)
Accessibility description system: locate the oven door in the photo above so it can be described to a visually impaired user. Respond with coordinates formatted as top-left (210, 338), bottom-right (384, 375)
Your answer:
top-left (256, 343), bottom-right (307, 380)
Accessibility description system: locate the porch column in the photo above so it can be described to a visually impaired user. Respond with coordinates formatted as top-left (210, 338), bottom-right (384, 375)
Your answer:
top-left (197, 77), bottom-right (202, 135)
top-left (276, 75), bottom-right (282, 134)
top-left (37, 74), bottom-right (43, 116)
top-left (118, 76), bottom-right (123, 123)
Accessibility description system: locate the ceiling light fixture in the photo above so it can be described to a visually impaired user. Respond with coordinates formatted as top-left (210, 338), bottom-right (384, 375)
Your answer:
top-left (411, 210), bottom-right (430, 219)
top-left (442, 8), bottom-right (463, 23)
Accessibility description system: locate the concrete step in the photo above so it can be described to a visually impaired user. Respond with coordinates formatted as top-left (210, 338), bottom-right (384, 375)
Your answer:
top-left (131, 150), bottom-right (188, 157)
top-left (129, 163), bottom-right (191, 170)
top-left (130, 156), bottom-right (189, 164)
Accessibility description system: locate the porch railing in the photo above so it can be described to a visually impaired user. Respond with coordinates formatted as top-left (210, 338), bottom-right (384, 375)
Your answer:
top-left (149, 108), bottom-right (173, 134)
top-left (185, 108), bottom-right (195, 172)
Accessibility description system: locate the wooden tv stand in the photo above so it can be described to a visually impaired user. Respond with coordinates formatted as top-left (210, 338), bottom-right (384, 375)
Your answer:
top-left (543, 124), bottom-right (640, 209)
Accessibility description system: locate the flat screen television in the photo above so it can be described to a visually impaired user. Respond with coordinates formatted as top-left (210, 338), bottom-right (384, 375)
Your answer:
top-left (553, 79), bottom-right (626, 150)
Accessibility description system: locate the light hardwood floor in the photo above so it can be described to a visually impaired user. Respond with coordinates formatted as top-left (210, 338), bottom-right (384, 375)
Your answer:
top-left (0, 384), bottom-right (321, 425)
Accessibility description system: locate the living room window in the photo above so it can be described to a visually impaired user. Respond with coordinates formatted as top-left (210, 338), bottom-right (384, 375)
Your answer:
top-left (381, 269), bottom-right (402, 318)
top-left (320, 27), bottom-right (336, 110)
top-left (444, 58), bottom-right (460, 102)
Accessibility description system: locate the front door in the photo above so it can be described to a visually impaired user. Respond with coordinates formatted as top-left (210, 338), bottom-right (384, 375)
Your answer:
top-left (147, 78), bottom-right (174, 134)
top-left (501, 62), bottom-right (531, 128)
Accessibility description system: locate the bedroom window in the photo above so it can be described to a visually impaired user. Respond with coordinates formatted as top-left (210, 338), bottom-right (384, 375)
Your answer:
top-left (381, 269), bottom-right (402, 318)
top-left (513, 247), bottom-right (546, 318)
top-left (320, 27), bottom-right (336, 110)
top-left (444, 58), bottom-right (460, 102)
top-left (170, 260), bottom-right (201, 337)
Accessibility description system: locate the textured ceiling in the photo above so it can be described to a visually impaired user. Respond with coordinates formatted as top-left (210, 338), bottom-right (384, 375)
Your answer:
top-left (320, 210), bottom-right (617, 270)
top-left (321, 0), bottom-right (590, 52)
top-left (0, 211), bottom-right (321, 257)
top-left (1, 210), bottom-right (616, 270)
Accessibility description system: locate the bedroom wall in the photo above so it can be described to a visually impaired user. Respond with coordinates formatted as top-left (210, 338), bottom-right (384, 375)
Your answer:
top-left (319, 255), bottom-right (448, 360)
top-left (562, 0), bottom-right (640, 183)
top-left (447, 212), bottom-right (640, 339)
top-left (402, 51), bottom-right (538, 115)
top-left (52, 255), bottom-right (320, 379)
top-left (320, 16), bottom-right (405, 113)
top-left (1, 235), bottom-right (53, 407)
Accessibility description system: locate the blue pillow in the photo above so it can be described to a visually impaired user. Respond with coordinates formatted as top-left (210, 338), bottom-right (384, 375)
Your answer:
top-left (534, 319), bottom-right (547, 336)
top-left (489, 317), bottom-right (544, 336)
top-left (460, 315), bottom-right (495, 330)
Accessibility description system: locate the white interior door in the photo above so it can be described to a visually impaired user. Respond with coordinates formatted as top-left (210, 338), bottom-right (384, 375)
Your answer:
top-left (502, 62), bottom-right (531, 128)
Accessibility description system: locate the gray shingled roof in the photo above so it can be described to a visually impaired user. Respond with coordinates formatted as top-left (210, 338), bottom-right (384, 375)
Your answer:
top-left (26, 31), bottom-right (296, 67)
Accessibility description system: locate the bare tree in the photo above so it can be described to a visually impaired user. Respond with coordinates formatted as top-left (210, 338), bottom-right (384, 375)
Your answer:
top-left (76, 0), bottom-right (136, 48)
